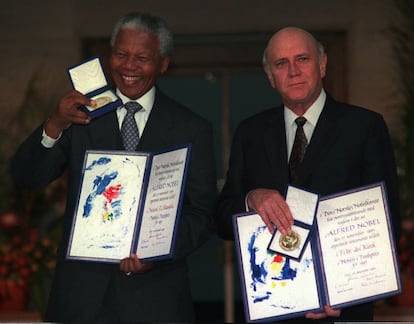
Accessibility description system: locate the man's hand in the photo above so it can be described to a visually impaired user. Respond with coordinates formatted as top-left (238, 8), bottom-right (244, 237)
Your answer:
top-left (246, 188), bottom-right (293, 234)
top-left (120, 253), bottom-right (154, 276)
top-left (306, 305), bottom-right (341, 319)
top-left (45, 90), bottom-right (93, 138)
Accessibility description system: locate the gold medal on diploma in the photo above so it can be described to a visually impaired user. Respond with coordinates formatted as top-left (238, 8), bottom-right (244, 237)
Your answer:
top-left (279, 230), bottom-right (301, 251)
top-left (93, 96), bottom-right (112, 109)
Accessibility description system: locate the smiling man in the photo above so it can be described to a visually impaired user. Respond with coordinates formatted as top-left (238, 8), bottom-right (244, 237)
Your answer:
top-left (109, 22), bottom-right (170, 101)
top-left (11, 12), bottom-right (217, 323)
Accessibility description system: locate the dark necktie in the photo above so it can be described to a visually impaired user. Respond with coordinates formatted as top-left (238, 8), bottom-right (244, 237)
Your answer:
top-left (121, 101), bottom-right (142, 151)
top-left (288, 116), bottom-right (307, 184)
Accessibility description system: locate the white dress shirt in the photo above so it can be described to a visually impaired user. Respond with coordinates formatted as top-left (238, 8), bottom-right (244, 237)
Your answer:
top-left (116, 86), bottom-right (155, 136)
top-left (284, 89), bottom-right (326, 161)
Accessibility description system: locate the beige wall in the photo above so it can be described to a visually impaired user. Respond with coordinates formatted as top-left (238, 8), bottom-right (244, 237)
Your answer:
top-left (0, 0), bottom-right (402, 142)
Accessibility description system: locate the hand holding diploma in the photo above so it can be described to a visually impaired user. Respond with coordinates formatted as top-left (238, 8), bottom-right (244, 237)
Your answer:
top-left (120, 253), bottom-right (154, 276)
top-left (306, 305), bottom-right (341, 319)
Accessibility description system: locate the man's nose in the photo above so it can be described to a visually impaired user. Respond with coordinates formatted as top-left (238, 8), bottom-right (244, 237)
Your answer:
top-left (124, 57), bottom-right (138, 70)
top-left (288, 62), bottom-right (300, 76)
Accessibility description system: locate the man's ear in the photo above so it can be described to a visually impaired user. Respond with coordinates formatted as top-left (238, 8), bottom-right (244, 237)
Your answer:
top-left (160, 56), bottom-right (170, 74)
top-left (320, 53), bottom-right (327, 78)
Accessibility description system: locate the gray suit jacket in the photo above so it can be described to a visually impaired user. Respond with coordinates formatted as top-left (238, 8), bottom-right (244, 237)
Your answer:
top-left (11, 88), bottom-right (217, 322)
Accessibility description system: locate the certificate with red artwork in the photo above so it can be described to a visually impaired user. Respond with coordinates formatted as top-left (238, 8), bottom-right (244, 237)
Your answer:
top-left (233, 182), bottom-right (401, 322)
top-left (66, 144), bottom-right (191, 263)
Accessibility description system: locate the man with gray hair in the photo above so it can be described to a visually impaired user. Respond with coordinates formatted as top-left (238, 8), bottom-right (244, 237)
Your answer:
top-left (11, 12), bottom-right (216, 322)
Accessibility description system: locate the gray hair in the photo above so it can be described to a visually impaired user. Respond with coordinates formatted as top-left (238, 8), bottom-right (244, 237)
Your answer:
top-left (110, 12), bottom-right (174, 57)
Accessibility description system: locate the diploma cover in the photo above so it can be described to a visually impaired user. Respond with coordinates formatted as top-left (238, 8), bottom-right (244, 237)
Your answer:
top-left (67, 144), bottom-right (191, 263)
top-left (233, 182), bottom-right (401, 322)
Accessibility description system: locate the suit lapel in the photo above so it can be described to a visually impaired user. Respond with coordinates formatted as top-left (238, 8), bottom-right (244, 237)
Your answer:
top-left (88, 111), bottom-right (123, 150)
top-left (299, 96), bottom-right (341, 184)
top-left (137, 90), bottom-right (173, 151)
top-left (263, 107), bottom-right (290, 186)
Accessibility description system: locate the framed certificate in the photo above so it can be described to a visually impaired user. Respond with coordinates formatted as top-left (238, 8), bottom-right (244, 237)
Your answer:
top-left (233, 182), bottom-right (401, 322)
top-left (66, 144), bottom-right (191, 263)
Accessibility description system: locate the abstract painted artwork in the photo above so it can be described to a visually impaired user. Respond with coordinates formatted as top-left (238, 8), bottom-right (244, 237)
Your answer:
top-left (68, 151), bottom-right (148, 262)
top-left (234, 213), bottom-right (321, 322)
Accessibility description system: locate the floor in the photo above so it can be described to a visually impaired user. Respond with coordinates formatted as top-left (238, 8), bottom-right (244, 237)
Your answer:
top-left (0, 303), bottom-right (413, 323)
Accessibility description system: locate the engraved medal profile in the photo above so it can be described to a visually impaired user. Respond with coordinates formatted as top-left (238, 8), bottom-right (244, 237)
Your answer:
top-left (93, 96), bottom-right (112, 109)
top-left (279, 230), bottom-right (301, 251)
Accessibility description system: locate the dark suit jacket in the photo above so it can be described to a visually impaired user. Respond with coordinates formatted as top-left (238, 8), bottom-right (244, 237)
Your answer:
top-left (11, 88), bottom-right (217, 323)
top-left (215, 94), bottom-right (400, 322)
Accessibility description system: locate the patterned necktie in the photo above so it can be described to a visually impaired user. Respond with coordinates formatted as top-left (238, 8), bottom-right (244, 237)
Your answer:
top-left (288, 116), bottom-right (307, 184)
top-left (121, 101), bottom-right (142, 151)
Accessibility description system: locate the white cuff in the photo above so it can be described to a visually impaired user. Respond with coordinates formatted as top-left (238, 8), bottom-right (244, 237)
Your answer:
top-left (245, 190), bottom-right (253, 212)
top-left (41, 128), bottom-right (61, 148)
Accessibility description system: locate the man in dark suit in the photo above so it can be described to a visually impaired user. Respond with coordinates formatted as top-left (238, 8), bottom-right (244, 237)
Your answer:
top-left (215, 27), bottom-right (400, 322)
top-left (11, 12), bottom-right (217, 323)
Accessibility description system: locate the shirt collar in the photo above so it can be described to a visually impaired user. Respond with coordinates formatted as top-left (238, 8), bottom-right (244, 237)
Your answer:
top-left (116, 86), bottom-right (156, 113)
top-left (284, 89), bottom-right (326, 128)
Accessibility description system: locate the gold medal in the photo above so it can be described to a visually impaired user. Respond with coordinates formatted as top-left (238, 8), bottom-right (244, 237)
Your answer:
top-left (93, 96), bottom-right (112, 109)
top-left (279, 230), bottom-right (301, 251)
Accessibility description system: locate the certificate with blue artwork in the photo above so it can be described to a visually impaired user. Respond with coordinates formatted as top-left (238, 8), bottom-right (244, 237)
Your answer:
top-left (66, 144), bottom-right (190, 263)
top-left (233, 182), bottom-right (401, 322)
top-left (234, 213), bottom-right (323, 323)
